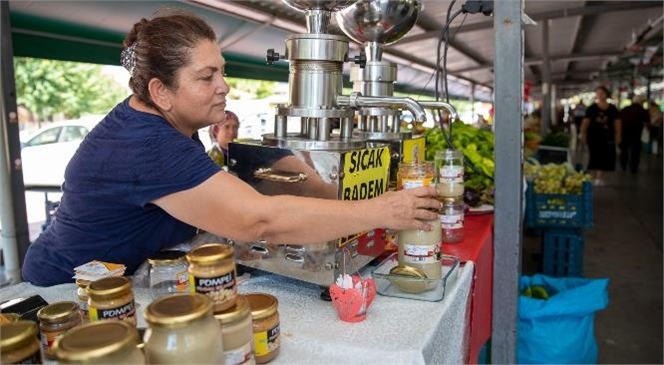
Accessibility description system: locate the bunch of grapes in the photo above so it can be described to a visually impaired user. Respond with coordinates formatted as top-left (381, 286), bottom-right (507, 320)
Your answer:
top-left (530, 163), bottom-right (591, 194)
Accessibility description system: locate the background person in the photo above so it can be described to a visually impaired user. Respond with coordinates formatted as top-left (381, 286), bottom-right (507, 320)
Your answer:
top-left (21, 10), bottom-right (441, 286)
top-left (208, 110), bottom-right (239, 167)
top-left (619, 94), bottom-right (649, 173)
top-left (580, 86), bottom-right (621, 186)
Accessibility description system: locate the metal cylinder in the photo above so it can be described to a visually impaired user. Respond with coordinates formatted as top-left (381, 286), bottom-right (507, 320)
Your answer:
top-left (379, 115), bottom-right (389, 132)
top-left (286, 35), bottom-right (347, 110)
top-left (305, 9), bottom-right (330, 34)
top-left (300, 117), bottom-right (308, 136)
top-left (275, 115), bottom-right (287, 138)
top-left (391, 114), bottom-right (400, 133)
top-left (307, 117), bottom-right (318, 140)
top-left (359, 115), bottom-right (368, 131)
top-left (349, 62), bottom-right (397, 97)
top-left (340, 117), bottom-right (354, 139)
top-left (369, 116), bottom-right (379, 132)
top-left (318, 118), bottom-right (332, 141)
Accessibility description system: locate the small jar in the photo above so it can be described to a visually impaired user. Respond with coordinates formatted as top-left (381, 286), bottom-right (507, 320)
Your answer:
top-left (187, 243), bottom-right (238, 312)
top-left (37, 301), bottom-right (82, 359)
top-left (0, 320), bottom-right (42, 364)
top-left (245, 293), bottom-right (280, 364)
top-left (148, 250), bottom-right (190, 297)
top-left (144, 293), bottom-right (224, 364)
top-left (435, 150), bottom-right (464, 198)
top-left (215, 295), bottom-right (256, 365)
top-left (397, 218), bottom-right (443, 280)
top-left (441, 198), bottom-right (465, 243)
top-left (87, 276), bottom-right (136, 326)
top-left (75, 280), bottom-right (90, 322)
top-left (53, 321), bottom-right (144, 364)
top-left (397, 161), bottom-right (434, 190)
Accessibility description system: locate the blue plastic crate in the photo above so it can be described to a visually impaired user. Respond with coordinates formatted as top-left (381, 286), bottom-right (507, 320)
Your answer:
top-left (525, 181), bottom-right (593, 229)
top-left (542, 229), bottom-right (584, 277)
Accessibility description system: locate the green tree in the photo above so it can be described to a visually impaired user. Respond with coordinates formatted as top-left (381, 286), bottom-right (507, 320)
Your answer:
top-left (13, 57), bottom-right (128, 121)
top-left (226, 78), bottom-right (277, 100)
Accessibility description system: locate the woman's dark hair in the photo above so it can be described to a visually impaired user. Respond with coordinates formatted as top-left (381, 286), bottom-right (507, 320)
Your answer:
top-left (122, 10), bottom-right (217, 108)
top-left (595, 85), bottom-right (611, 98)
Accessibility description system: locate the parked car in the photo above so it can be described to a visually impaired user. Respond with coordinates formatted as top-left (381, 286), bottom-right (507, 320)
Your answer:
top-left (21, 116), bottom-right (103, 188)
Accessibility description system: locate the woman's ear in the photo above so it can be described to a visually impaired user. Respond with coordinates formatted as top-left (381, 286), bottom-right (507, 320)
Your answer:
top-left (148, 78), bottom-right (173, 111)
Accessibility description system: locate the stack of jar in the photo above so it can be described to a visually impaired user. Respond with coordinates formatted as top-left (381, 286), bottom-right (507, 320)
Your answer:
top-left (395, 161), bottom-right (443, 286)
top-left (435, 150), bottom-right (465, 243)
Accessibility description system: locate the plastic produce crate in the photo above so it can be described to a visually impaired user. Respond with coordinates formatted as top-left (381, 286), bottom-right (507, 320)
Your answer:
top-left (542, 229), bottom-right (584, 277)
top-left (525, 181), bottom-right (593, 229)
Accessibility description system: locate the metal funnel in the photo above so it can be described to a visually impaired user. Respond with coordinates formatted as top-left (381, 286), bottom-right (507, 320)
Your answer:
top-left (335, 0), bottom-right (421, 46)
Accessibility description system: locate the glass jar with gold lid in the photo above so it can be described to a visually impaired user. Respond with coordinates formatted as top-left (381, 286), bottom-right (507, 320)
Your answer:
top-left (37, 301), bottom-right (82, 359)
top-left (187, 243), bottom-right (237, 312)
top-left (215, 295), bottom-right (256, 365)
top-left (245, 293), bottom-right (280, 364)
top-left (397, 217), bottom-right (443, 280)
top-left (144, 293), bottom-right (224, 364)
top-left (1, 320), bottom-right (42, 364)
top-left (87, 276), bottom-right (136, 326)
top-left (52, 320), bottom-right (144, 364)
top-left (0, 313), bottom-right (22, 323)
top-left (75, 279), bottom-right (90, 322)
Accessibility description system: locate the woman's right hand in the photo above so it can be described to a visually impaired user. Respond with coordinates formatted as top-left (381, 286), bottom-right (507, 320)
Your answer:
top-left (370, 186), bottom-right (441, 232)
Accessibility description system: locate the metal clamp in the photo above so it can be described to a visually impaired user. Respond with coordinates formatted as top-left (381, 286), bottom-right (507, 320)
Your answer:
top-left (254, 168), bottom-right (308, 183)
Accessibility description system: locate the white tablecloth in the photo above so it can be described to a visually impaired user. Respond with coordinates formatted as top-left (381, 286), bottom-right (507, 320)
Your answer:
top-left (0, 262), bottom-right (474, 365)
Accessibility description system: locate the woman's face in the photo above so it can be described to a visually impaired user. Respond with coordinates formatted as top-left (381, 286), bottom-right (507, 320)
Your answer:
top-left (216, 116), bottom-right (239, 149)
top-left (167, 40), bottom-right (229, 131)
top-left (595, 88), bottom-right (608, 102)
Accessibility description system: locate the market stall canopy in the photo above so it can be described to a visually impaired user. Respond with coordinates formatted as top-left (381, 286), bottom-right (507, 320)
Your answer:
top-left (7, 0), bottom-right (664, 101)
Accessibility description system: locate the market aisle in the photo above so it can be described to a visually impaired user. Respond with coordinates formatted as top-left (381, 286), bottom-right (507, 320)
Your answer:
top-left (585, 153), bottom-right (663, 364)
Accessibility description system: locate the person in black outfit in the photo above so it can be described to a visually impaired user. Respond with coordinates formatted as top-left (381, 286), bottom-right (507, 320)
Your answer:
top-left (619, 94), bottom-right (650, 173)
top-left (580, 86), bottom-right (621, 186)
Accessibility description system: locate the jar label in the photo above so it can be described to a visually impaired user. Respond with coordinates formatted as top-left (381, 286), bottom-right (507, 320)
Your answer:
top-left (403, 243), bottom-right (442, 264)
top-left (176, 269), bottom-right (190, 292)
top-left (439, 166), bottom-right (464, 179)
top-left (40, 331), bottom-right (59, 358)
top-left (89, 299), bottom-right (136, 325)
top-left (254, 323), bottom-right (280, 356)
top-left (402, 177), bottom-right (433, 190)
top-left (224, 342), bottom-right (254, 365)
top-left (190, 271), bottom-right (236, 303)
top-left (441, 213), bottom-right (464, 229)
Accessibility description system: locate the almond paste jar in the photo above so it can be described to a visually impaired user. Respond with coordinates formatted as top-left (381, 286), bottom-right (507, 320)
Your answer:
top-left (0, 320), bottom-right (42, 364)
top-left (245, 293), bottom-right (280, 364)
top-left (87, 276), bottom-right (136, 326)
top-left (143, 293), bottom-right (223, 364)
top-left (52, 321), bottom-right (144, 364)
top-left (215, 295), bottom-right (256, 365)
top-left (187, 243), bottom-right (237, 312)
top-left (37, 301), bottom-right (82, 359)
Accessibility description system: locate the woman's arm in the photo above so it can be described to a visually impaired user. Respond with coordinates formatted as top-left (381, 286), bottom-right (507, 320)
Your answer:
top-left (580, 117), bottom-right (590, 144)
top-left (153, 171), bottom-right (440, 244)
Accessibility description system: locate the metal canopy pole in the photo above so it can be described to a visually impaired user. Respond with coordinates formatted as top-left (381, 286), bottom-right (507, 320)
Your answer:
top-left (491, 0), bottom-right (523, 363)
top-left (541, 19), bottom-right (551, 134)
top-left (0, 1), bottom-right (30, 284)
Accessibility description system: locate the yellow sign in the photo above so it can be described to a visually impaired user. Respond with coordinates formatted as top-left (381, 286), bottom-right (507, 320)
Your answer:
top-left (402, 137), bottom-right (426, 163)
top-left (341, 146), bottom-right (390, 201)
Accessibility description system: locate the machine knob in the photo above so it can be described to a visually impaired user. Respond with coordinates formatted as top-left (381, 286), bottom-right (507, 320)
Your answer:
top-left (353, 52), bottom-right (367, 68)
top-left (266, 49), bottom-right (281, 65)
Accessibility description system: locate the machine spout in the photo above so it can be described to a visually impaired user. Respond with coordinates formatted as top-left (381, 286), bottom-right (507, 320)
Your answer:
top-left (337, 93), bottom-right (427, 123)
top-left (416, 101), bottom-right (458, 122)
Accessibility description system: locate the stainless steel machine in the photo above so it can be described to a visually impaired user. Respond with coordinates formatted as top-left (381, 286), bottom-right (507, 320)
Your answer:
top-left (337, 0), bottom-right (458, 185)
top-left (227, 0), bottom-right (456, 287)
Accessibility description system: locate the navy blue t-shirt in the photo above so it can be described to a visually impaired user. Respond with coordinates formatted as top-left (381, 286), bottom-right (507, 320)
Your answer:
top-left (22, 98), bottom-right (220, 286)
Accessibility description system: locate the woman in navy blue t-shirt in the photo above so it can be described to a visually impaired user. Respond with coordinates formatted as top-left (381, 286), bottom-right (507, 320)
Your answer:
top-left (22, 11), bottom-right (440, 286)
